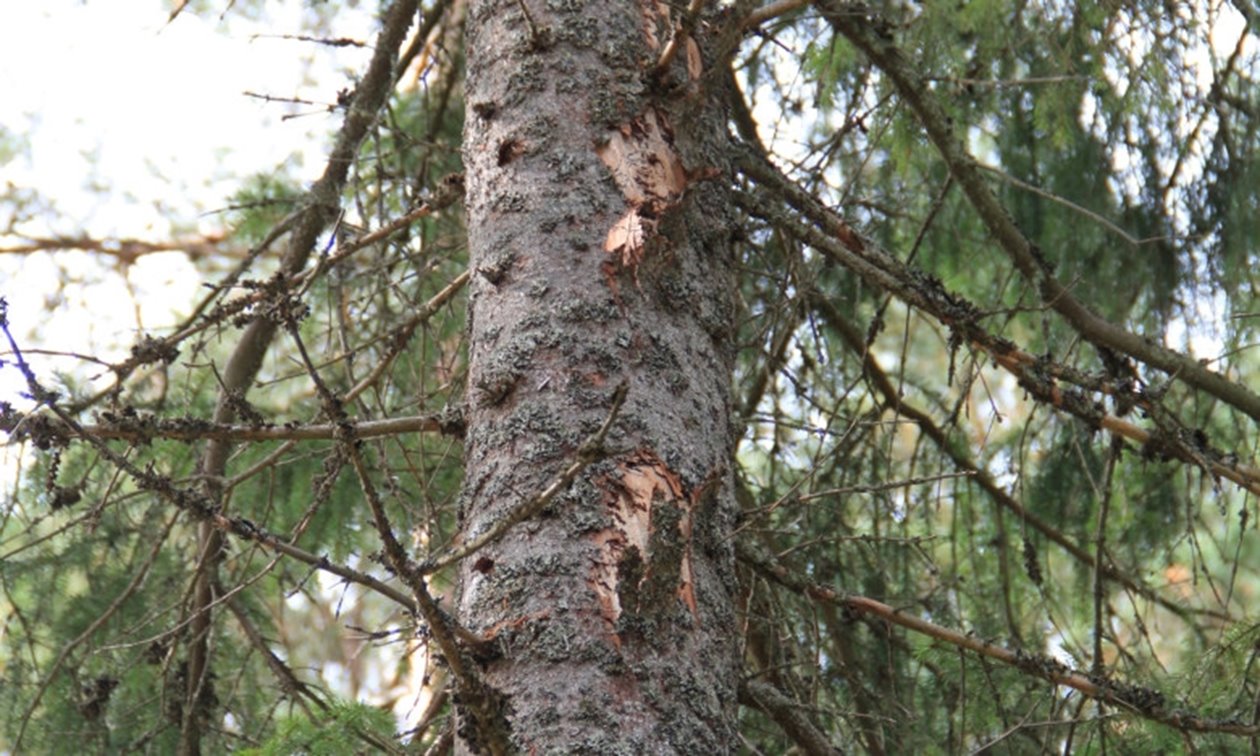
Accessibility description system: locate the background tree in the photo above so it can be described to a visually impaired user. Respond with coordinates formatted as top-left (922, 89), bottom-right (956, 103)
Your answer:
top-left (2, 1), bottom-right (1259, 754)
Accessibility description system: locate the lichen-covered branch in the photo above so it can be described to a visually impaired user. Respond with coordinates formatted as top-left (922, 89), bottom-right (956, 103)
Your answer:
top-left (737, 539), bottom-right (1260, 737)
top-left (814, 0), bottom-right (1260, 425)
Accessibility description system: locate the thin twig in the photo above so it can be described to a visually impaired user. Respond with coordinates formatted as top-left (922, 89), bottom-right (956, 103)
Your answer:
top-left (1, 313), bottom-right (425, 612)
top-left (738, 539), bottom-right (1260, 737)
top-left (815, 0), bottom-right (1260, 424)
top-left (739, 679), bottom-right (842, 755)
top-left (54, 413), bottom-right (463, 444)
top-left (653, 0), bottom-right (705, 77)
top-left (975, 163), bottom-right (1143, 247)
top-left (743, 0), bottom-right (809, 29)
top-left (736, 153), bottom-right (1260, 499)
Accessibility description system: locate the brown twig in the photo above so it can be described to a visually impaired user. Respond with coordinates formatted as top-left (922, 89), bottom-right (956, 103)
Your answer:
top-left (739, 679), bottom-right (843, 755)
top-left (738, 539), bottom-right (1260, 737)
top-left (653, 0), bottom-right (705, 77)
top-left (814, 0), bottom-right (1260, 425)
top-left (0, 232), bottom-right (234, 263)
top-left (743, 0), bottom-right (810, 29)
top-left (736, 152), bottom-right (1260, 500)
top-left (181, 4), bottom-right (425, 749)
top-left (806, 291), bottom-right (1229, 623)
top-left (11, 510), bottom-right (179, 752)
top-left (50, 413), bottom-right (464, 444)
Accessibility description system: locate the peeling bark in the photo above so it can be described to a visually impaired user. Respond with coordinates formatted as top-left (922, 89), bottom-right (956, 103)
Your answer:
top-left (590, 449), bottom-right (700, 641)
top-left (459, 0), bottom-right (739, 751)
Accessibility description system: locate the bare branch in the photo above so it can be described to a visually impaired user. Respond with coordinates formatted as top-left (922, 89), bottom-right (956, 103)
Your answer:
top-left (814, 0), bottom-right (1260, 425)
top-left (0, 232), bottom-right (234, 263)
top-left (182, 3), bottom-right (427, 749)
top-left (57, 412), bottom-right (463, 444)
top-left (806, 292), bottom-right (1229, 624)
top-left (737, 151), bottom-right (1260, 500)
top-left (738, 539), bottom-right (1260, 737)
top-left (739, 680), bottom-right (843, 755)
top-left (743, 0), bottom-right (810, 29)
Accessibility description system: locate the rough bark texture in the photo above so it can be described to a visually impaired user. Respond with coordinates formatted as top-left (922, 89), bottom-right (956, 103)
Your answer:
top-left (459, 0), bottom-right (739, 752)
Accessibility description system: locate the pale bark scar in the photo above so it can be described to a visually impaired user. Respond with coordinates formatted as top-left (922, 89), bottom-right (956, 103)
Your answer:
top-left (637, 0), bottom-right (702, 79)
top-left (596, 108), bottom-right (689, 286)
top-left (589, 449), bottom-right (698, 642)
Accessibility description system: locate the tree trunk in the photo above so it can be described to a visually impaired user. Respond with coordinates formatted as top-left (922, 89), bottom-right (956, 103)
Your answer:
top-left (459, 1), bottom-right (740, 751)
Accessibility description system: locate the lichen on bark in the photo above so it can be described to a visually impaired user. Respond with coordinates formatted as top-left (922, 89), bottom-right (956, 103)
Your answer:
top-left (459, 0), bottom-right (739, 751)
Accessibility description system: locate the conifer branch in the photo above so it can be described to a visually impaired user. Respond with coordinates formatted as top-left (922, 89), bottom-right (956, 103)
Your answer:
top-left (814, 0), bottom-right (1260, 425)
top-left (738, 539), bottom-right (1260, 737)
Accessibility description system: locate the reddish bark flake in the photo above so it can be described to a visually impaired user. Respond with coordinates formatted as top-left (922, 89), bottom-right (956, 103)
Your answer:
top-left (597, 108), bottom-right (689, 281)
top-left (588, 449), bottom-right (699, 640)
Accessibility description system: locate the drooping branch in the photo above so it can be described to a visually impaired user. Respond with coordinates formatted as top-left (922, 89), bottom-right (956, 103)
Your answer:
top-left (735, 149), bottom-right (1260, 500)
top-left (0, 232), bottom-right (235, 263)
top-left (284, 299), bottom-right (512, 754)
top-left (739, 679), bottom-right (844, 756)
top-left (0, 324), bottom-right (427, 615)
top-left (223, 591), bottom-right (328, 719)
top-left (50, 12), bottom-right (465, 417)
top-left (806, 291), bottom-right (1228, 624)
top-left (224, 588), bottom-right (418, 753)
top-left (814, 0), bottom-right (1260, 425)
top-left (181, 268), bottom-right (467, 497)
top-left (737, 539), bottom-right (1260, 737)
top-left (10, 508), bottom-right (179, 753)
top-left (60, 180), bottom-right (465, 416)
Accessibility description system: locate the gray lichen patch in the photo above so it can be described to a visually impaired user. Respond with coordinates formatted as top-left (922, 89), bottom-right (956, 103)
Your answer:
top-left (477, 249), bottom-right (518, 286)
top-left (544, 0), bottom-right (585, 14)
top-left (559, 477), bottom-right (611, 535)
top-left (554, 15), bottom-right (598, 47)
top-left (527, 278), bottom-right (551, 299)
top-left (564, 343), bottom-right (622, 376)
top-left (515, 311), bottom-right (551, 332)
top-left (564, 381), bottom-right (619, 413)
top-left (506, 57), bottom-right (546, 95)
top-left (634, 332), bottom-right (688, 393)
top-left (589, 81), bottom-right (643, 129)
top-left (477, 398), bottom-right (565, 453)
top-left (652, 271), bottom-right (696, 310)
top-left (491, 189), bottom-right (528, 213)
top-left (475, 364), bottom-right (522, 407)
top-left (543, 151), bottom-right (587, 181)
top-left (474, 334), bottom-right (541, 407)
top-left (554, 297), bottom-right (620, 324)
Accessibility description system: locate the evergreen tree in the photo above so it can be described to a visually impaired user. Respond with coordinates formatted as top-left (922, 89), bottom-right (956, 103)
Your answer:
top-left (2, 1), bottom-right (1258, 752)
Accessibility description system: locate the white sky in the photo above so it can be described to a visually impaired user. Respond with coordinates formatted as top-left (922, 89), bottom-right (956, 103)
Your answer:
top-left (0, 0), bottom-right (375, 403)
top-left (1, 1), bottom-right (375, 230)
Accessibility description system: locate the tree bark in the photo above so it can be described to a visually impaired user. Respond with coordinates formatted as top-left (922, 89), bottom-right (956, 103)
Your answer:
top-left (459, 1), bottom-right (740, 751)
